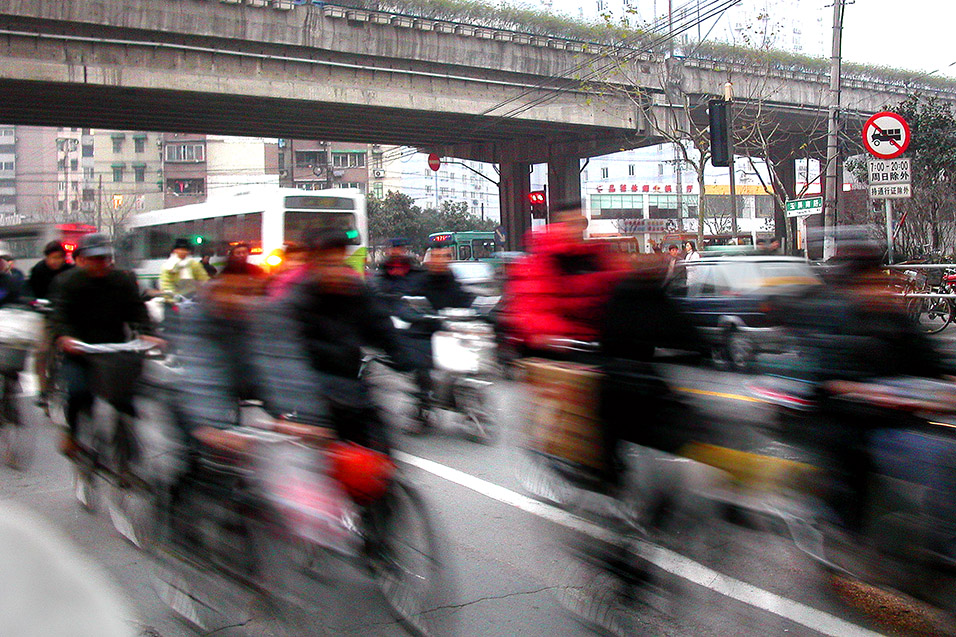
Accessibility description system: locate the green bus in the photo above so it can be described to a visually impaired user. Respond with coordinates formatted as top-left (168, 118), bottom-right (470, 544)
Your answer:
top-left (428, 231), bottom-right (496, 261)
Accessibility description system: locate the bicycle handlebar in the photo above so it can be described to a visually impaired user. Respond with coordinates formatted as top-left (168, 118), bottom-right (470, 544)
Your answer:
top-left (71, 340), bottom-right (159, 355)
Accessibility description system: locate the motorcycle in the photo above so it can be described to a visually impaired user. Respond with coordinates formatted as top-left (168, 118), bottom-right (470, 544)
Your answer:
top-left (749, 374), bottom-right (956, 619)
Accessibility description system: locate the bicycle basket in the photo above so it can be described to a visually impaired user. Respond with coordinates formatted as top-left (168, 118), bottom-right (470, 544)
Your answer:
top-left (926, 268), bottom-right (944, 287)
top-left (88, 352), bottom-right (145, 404)
top-left (0, 345), bottom-right (28, 373)
top-left (0, 309), bottom-right (42, 347)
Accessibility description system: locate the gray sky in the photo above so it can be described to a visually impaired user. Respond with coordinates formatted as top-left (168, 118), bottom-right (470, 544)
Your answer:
top-left (842, 0), bottom-right (953, 76)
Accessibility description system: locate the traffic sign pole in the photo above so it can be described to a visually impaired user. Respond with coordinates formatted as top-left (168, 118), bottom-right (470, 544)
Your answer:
top-left (886, 199), bottom-right (894, 264)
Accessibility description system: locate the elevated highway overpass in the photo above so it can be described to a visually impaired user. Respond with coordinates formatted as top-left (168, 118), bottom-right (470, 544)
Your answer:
top-left (0, 0), bottom-right (951, 244)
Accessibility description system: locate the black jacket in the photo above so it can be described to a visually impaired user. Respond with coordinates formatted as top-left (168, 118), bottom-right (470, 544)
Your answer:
top-left (49, 267), bottom-right (152, 344)
top-left (0, 269), bottom-right (23, 308)
top-left (288, 272), bottom-right (403, 380)
top-left (27, 260), bottom-right (73, 300)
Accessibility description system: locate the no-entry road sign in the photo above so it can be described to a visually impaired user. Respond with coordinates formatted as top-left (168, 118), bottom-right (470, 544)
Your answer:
top-left (428, 153), bottom-right (441, 171)
top-left (863, 111), bottom-right (911, 159)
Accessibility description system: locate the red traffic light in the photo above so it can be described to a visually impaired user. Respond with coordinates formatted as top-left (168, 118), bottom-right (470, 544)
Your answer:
top-left (528, 191), bottom-right (546, 205)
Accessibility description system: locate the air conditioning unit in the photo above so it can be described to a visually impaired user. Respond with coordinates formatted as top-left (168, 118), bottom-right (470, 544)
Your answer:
top-left (372, 169), bottom-right (385, 179)
top-left (279, 169), bottom-right (289, 178)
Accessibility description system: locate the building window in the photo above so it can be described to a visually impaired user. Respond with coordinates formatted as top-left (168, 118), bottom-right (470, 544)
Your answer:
top-left (164, 143), bottom-right (205, 163)
top-left (0, 162), bottom-right (12, 171)
top-left (82, 144), bottom-right (94, 158)
top-left (277, 152), bottom-right (285, 170)
top-left (83, 167), bottom-right (94, 179)
top-left (134, 138), bottom-right (146, 153)
top-left (373, 182), bottom-right (384, 198)
top-left (82, 188), bottom-right (95, 202)
top-left (331, 152), bottom-right (366, 168)
top-left (70, 159), bottom-right (78, 171)
top-left (166, 178), bottom-right (205, 195)
top-left (658, 163), bottom-right (664, 176)
top-left (112, 167), bottom-right (124, 182)
top-left (371, 152), bottom-right (383, 170)
top-left (134, 166), bottom-right (146, 182)
top-left (601, 167), bottom-right (609, 179)
top-left (0, 129), bottom-right (12, 137)
top-left (112, 138), bottom-right (123, 153)
top-left (57, 158), bottom-right (66, 170)
top-left (58, 181), bottom-right (66, 192)
top-left (628, 164), bottom-right (635, 176)
top-left (294, 151), bottom-right (323, 168)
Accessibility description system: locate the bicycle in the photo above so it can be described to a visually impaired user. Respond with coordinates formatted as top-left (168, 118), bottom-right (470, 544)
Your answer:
top-left (897, 268), bottom-right (954, 334)
top-left (62, 339), bottom-right (159, 545)
top-left (146, 417), bottom-right (448, 637)
top-left (0, 306), bottom-right (42, 470)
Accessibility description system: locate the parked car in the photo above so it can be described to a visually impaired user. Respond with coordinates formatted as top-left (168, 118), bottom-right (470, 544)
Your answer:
top-left (669, 256), bottom-right (821, 371)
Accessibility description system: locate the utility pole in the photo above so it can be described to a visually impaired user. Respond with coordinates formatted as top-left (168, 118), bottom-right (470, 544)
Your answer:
top-left (823, 0), bottom-right (846, 259)
top-left (725, 82), bottom-right (738, 239)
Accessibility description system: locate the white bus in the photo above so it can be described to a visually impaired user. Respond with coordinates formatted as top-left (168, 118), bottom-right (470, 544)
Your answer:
top-left (121, 186), bottom-right (367, 286)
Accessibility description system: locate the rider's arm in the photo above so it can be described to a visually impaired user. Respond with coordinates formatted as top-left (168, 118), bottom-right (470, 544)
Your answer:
top-left (191, 259), bottom-right (210, 283)
top-left (158, 262), bottom-right (176, 295)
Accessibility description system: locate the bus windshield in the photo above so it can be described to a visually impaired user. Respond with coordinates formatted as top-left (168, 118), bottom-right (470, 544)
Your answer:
top-left (284, 210), bottom-right (359, 245)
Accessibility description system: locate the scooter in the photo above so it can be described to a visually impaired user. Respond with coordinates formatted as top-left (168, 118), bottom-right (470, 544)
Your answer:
top-left (394, 296), bottom-right (499, 443)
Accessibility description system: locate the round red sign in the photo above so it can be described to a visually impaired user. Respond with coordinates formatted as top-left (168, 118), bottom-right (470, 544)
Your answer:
top-left (862, 111), bottom-right (911, 159)
top-left (427, 153), bottom-right (441, 172)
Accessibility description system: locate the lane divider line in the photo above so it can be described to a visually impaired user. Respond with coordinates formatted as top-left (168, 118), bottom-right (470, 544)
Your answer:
top-left (675, 386), bottom-right (767, 404)
top-left (394, 450), bottom-right (884, 637)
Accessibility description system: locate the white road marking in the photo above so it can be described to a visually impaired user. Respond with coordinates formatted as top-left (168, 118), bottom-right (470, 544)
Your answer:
top-left (395, 451), bottom-right (885, 637)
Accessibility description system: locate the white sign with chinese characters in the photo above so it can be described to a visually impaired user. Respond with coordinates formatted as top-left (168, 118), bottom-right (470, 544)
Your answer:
top-left (869, 183), bottom-right (912, 199)
top-left (868, 158), bottom-right (911, 199)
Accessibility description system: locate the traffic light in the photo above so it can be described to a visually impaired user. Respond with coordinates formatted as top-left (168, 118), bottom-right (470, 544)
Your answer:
top-left (709, 99), bottom-right (731, 168)
top-left (528, 190), bottom-right (547, 219)
top-left (188, 234), bottom-right (206, 247)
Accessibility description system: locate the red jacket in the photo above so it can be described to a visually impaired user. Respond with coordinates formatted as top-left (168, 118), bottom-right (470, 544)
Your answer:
top-left (501, 224), bottom-right (630, 349)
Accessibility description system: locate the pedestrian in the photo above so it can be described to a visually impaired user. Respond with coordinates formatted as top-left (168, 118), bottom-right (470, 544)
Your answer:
top-left (665, 244), bottom-right (684, 283)
top-left (683, 240), bottom-right (701, 287)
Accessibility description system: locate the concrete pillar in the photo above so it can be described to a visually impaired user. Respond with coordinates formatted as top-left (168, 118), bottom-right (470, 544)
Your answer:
top-left (769, 153), bottom-right (796, 252)
top-left (547, 155), bottom-right (582, 213)
top-left (499, 161), bottom-right (531, 251)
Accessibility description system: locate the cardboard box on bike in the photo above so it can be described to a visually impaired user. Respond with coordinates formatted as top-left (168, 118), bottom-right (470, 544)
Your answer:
top-left (521, 358), bottom-right (605, 470)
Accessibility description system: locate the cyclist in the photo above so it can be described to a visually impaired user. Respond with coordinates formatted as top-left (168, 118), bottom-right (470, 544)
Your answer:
top-left (159, 238), bottom-right (209, 298)
top-left (279, 227), bottom-right (406, 451)
top-left (500, 200), bottom-right (629, 357)
top-left (26, 241), bottom-right (73, 409)
top-left (48, 233), bottom-right (161, 457)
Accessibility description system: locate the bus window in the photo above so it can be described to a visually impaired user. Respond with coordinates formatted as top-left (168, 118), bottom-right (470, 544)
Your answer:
top-left (284, 211), bottom-right (358, 245)
top-left (458, 243), bottom-right (472, 261)
top-left (222, 212), bottom-right (262, 248)
top-left (472, 239), bottom-right (494, 259)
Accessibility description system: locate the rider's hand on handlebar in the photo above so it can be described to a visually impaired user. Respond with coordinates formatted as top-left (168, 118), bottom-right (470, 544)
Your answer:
top-left (140, 335), bottom-right (167, 352)
top-left (56, 336), bottom-right (83, 356)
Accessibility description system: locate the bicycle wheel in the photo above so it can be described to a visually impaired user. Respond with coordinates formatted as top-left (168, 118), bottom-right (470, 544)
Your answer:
top-left (0, 374), bottom-right (32, 470)
top-left (908, 296), bottom-right (953, 334)
top-left (364, 478), bottom-right (445, 637)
